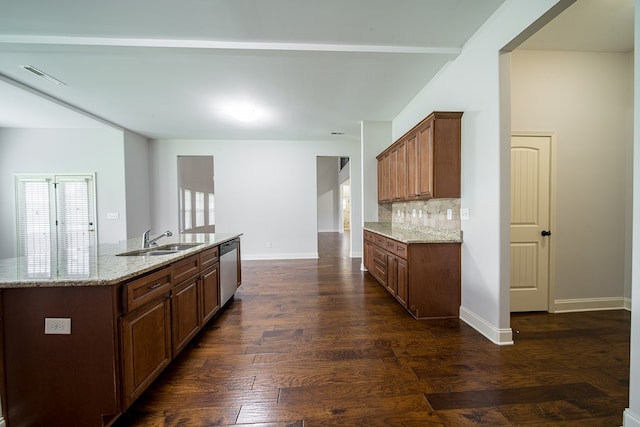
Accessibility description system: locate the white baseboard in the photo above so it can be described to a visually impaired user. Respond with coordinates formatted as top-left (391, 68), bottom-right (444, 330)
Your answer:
top-left (625, 297), bottom-right (632, 311)
top-left (553, 297), bottom-right (626, 313)
top-left (459, 306), bottom-right (514, 345)
top-left (624, 408), bottom-right (640, 427)
top-left (242, 253), bottom-right (319, 260)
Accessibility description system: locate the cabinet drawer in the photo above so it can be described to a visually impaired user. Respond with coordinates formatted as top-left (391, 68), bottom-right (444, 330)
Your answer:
top-left (124, 267), bottom-right (172, 312)
top-left (171, 254), bottom-right (200, 284)
top-left (392, 241), bottom-right (408, 259)
top-left (385, 239), bottom-right (396, 252)
top-left (374, 234), bottom-right (387, 248)
top-left (372, 259), bottom-right (387, 283)
top-left (373, 246), bottom-right (387, 264)
top-left (364, 230), bottom-right (375, 243)
top-left (199, 246), bottom-right (219, 270)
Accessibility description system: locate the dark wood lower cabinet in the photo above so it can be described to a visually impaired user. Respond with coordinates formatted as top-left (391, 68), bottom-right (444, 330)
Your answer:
top-left (200, 263), bottom-right (220, 325)
top-left (171, 276), bottom-right (200, 356)
top-left (121, 296), bottom-right (172, 408)
top-left (0, 240), bottom-right (239, 426)
top-left (364, 229), bottom-right (460, 319)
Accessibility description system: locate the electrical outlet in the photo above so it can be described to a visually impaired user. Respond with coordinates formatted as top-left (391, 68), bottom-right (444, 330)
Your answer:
top-left (460, 208), bottom-right (470, 221)
top-left (447, 209), bottom-right (453, 220)
top-left (44, 318), bottom-right (71, 335)
top-left (267, 242), bottom-right (272, 248)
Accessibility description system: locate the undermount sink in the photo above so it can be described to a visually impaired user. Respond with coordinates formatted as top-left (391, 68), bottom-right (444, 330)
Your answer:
top-left (116, 243), bottom-right (203, 257)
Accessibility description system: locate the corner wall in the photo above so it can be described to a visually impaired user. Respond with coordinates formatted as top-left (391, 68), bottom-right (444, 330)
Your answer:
top-left (392, 0), bottom-right (568, 344)
top-left (123, 130), bottom-right (151, 239)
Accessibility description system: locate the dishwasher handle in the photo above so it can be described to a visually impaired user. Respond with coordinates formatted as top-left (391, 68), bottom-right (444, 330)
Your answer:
top-left (220, 239), bottom-right (238, 256)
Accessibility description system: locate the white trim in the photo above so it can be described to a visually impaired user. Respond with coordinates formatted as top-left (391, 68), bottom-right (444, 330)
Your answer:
top-left (242, 253), bottom-right (319, 261)
top-left (0, 35), bottom-right (461, 55)
top-left (625, 297), bottom-right (633, 311)
top-left (553, 297), bottom-right (626, 313)
top-left (460, 306), bottom-right (514, 346)
top-left (624, 408), bottom-right (640, 427)
top-left (0, 416), bottom-right (5, 427)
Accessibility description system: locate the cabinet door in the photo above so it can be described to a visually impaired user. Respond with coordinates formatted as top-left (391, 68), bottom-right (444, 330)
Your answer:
top-left (121, 297), bottom-right (171, 408)
top-left (406, 133), bottom-right (419, 198)
top-left (396, 257), bottom-right (408, 307)
top-left (394, 139), bottom-right (407, 200)
top-left (363, 240), bottom-right (374, 272)
top-left (378, 153), bottom-right (392, 203)
top-left (200, 263), bottom-right (220, 325)
top-left (386, 254), bottom-right (397, 295)
top-left (171, 277), bottom-right (200, 356)
top-left (418, 120), bottom-right (434, 198)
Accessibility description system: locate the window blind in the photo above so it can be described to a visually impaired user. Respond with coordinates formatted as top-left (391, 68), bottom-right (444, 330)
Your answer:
top-left (15, 174), bottom-right (96, 278)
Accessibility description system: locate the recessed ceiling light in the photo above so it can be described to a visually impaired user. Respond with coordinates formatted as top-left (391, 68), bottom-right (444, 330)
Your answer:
top-left (20, 65), bottom-right (66, 86)
top-left (228, 103), bottom-right (259, 122)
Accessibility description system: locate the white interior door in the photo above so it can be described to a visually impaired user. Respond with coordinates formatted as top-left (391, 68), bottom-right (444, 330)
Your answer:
top-left (510, 134), bottom-right (552, 312)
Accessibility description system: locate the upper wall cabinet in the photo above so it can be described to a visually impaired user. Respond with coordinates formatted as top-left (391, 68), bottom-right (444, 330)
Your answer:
top-left (377, 111), bottom-right (462, 203)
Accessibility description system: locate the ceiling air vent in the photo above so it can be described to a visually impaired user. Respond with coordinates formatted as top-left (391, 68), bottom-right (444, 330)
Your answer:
top-left (20, 65), bottom-right (66, 86)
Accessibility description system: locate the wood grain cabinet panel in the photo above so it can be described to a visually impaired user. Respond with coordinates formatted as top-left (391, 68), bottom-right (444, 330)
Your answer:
top-left (364, 230), bottom-right (460, 319)
top-left (377, 111), bottom-right (462, 203)
top-left (121, 297), bottom-right (172, 408)
top-left (171, 276), bottom-right (200, 355)
top-left (200, 263), bottom-right (220, 325)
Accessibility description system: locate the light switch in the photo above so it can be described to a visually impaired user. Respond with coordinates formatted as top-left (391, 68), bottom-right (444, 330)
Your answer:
top-left (460, 208), bottom-right (470, 221)
top-left (447, 209), bottom-right (453, 220)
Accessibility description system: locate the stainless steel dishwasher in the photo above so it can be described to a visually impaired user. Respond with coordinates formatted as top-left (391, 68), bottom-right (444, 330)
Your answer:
top-left (219, 239), bottom-right (239, 306)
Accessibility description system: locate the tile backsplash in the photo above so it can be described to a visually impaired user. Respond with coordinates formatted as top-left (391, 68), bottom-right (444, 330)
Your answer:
top-left (379, 199), bottom-right (461, 230)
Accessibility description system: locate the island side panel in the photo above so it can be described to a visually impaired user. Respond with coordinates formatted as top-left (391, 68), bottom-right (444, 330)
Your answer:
top-left (3, 285), bottom-right (121, 427)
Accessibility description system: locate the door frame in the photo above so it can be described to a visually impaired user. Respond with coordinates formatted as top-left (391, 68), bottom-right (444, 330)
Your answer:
top-left (511, 131), bottom-right (558, 313)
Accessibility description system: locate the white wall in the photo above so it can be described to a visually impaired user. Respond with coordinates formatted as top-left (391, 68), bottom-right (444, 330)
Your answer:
top-left (317, 157), bottom-right (340, 232)
top-left (149, 139), bottom-right (362, 260)
top-left (392, 0), bottom-right (568, 344)
top-left (123, 130), bottom-right (151, 238)
top-left (511, 49), bottom-right (634, 309)
top-left (361, 121), bottom-right (392, 223)
top-left (0, 128), bottom-right (128, 258)
top-left (624, 2), bottom-right (640, 425)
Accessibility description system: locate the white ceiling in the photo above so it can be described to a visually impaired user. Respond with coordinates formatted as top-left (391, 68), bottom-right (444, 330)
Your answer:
top-left (0, 0), bottom-right (633, 141)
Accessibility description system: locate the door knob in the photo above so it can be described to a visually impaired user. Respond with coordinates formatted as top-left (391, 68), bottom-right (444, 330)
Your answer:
top-left (541, 230), bottom-right (552, 237)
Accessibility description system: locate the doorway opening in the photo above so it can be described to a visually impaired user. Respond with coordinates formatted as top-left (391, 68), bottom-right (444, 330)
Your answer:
top-left (316, 156), bottom-right (351, 258)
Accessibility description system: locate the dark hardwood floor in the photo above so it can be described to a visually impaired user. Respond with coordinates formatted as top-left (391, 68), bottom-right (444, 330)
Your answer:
top-left (114, 255), bottom-right (630, 426)
top-left (317, 231), bottom-right (350, 258)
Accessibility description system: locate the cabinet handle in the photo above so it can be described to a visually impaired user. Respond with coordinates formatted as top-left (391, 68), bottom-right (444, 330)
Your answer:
top-left (149, 283), bottom-right (163, 290)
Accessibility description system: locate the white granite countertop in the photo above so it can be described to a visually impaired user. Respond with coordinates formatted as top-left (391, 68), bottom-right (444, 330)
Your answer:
top-left (0, 233), bottom-right (242, 288)
top-left (364, 222), bottom-right (462, 244)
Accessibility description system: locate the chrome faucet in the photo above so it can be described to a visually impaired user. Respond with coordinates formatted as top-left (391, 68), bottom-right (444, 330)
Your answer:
top-left (142, 229), bottom-right (173, 248)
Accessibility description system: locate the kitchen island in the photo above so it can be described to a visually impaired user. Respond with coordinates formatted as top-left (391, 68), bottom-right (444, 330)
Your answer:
top-left (0, 232), bottom-right (242, 427)
top-left (363, 222), bottom-right (461, 319)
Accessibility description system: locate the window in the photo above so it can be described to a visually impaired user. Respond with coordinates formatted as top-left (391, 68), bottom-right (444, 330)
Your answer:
top-left (177, 156), bottom-right (215, 233)
top-left (15, 174), bottom-right (96, 278)
top-left (208, 193), bottom-right (215, 226)
top-left (195, 191), bottom-right (205, 227)
top-left (184, 189), bottom-right (192, 230)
